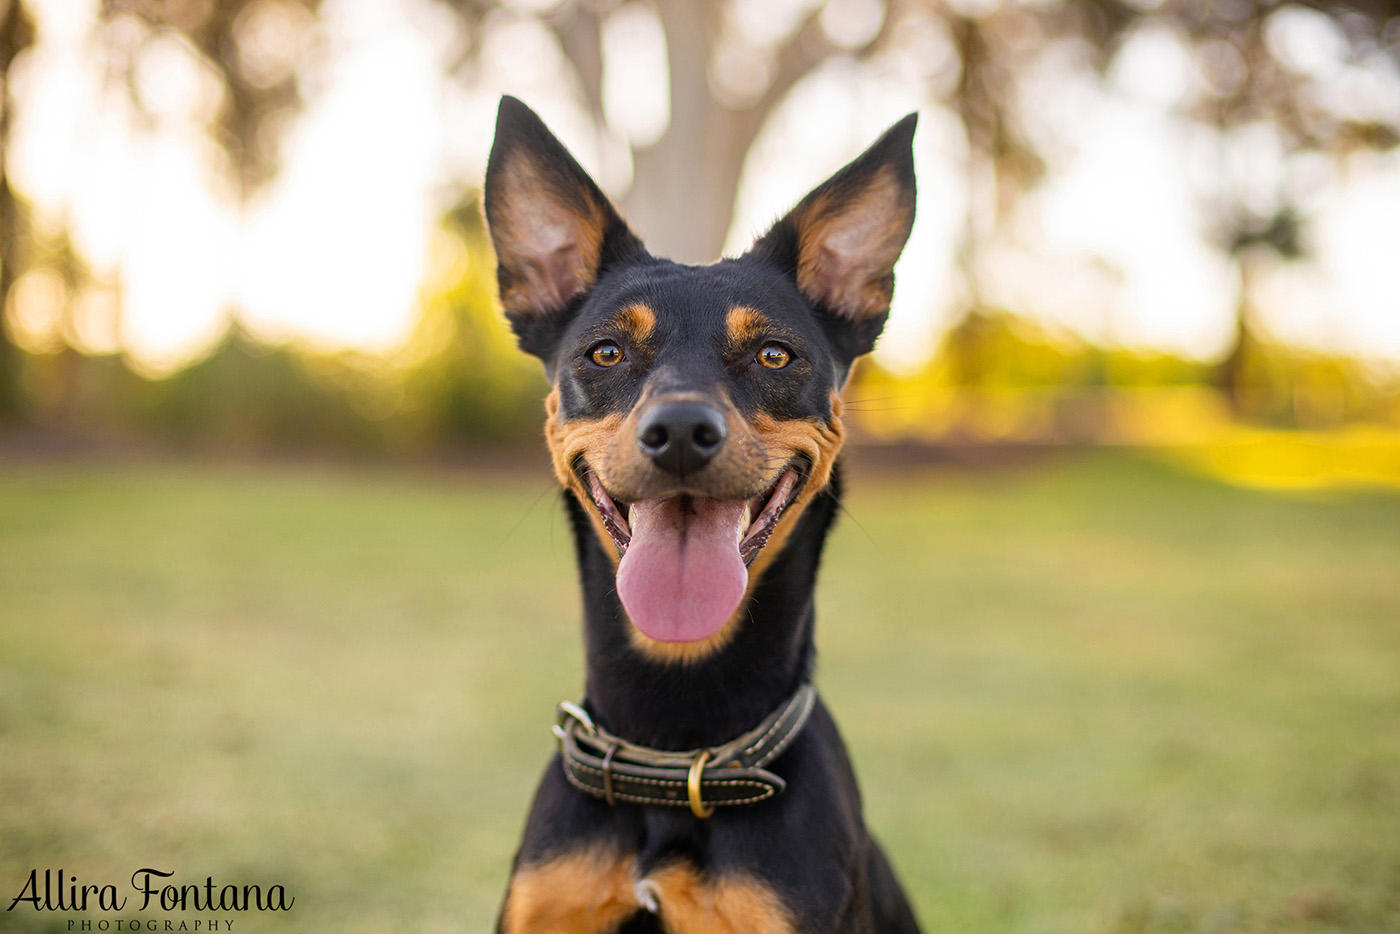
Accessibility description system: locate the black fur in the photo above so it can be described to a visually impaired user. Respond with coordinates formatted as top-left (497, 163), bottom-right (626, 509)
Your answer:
top-left (486, 95), bottom-right (921, 933)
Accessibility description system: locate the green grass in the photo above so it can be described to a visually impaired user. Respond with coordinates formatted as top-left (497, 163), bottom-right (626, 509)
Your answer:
top-left (1, 452), bottom-right (1397, 933)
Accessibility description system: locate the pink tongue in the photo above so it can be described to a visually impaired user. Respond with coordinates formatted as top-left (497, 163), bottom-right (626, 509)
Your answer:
top-left (617, 497), bottom-right (749, 643)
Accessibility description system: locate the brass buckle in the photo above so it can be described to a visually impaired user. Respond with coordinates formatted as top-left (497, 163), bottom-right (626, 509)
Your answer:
top-left (687, 750), bottom-right (715, 819)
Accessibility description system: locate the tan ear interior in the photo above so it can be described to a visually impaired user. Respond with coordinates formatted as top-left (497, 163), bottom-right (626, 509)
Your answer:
top-left (492, 157), bottom-right (608, 316)
top-left (794, 165), bottom-right (913, 320)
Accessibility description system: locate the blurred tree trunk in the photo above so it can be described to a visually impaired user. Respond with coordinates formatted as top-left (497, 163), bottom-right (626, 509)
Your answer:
top-left (942, 11), bottom-right (1043, 401)
top-left (545, 0), bottom-right (886, 264)
top-left (1218, 259), bottom-right (1258, 418)
top-left (622, 0), bottom-right (748, 263)
top-left (625, 2), bottom-right (724, 261)
top-left (0, 0), bottom-right (36, 419)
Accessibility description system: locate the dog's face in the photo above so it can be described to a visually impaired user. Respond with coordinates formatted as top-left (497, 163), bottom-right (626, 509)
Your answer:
top-left (484, 97), bottom-right (915, 659)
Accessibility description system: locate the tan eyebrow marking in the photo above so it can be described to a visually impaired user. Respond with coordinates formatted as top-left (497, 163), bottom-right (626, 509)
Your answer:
top-left (609, 303), bottom-right (656, 342)
top-left (725, 306), bottom-right (775, 346)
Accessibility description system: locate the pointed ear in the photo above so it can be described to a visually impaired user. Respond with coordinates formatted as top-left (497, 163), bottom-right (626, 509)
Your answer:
top-left (750, 114), bottom-right (917, 360)
top-left (484, 96), bottom-right (644, 360)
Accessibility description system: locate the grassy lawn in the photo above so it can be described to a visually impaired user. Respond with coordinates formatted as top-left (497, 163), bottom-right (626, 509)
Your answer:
top-left (1, 451), bottom-right (1397, 933)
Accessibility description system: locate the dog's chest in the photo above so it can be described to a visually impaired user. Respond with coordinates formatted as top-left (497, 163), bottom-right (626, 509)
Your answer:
top-left (501, 816), bottom-right (797, 934)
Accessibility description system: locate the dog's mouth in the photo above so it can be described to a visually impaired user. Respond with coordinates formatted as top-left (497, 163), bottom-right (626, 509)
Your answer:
top-left (582, 462), bottom-right (806, 644)
top-left (585, 466), bottom-right (804, 565)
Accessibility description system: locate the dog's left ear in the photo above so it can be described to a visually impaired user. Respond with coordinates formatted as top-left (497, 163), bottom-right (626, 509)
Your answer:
top-left (484, 96), bottom-right (644, 362)
top-left (750, 114), bottom-right (917, 365)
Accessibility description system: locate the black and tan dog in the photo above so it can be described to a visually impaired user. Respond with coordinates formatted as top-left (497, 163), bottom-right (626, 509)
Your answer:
top-left (484, 96), bottom-right (921, 933)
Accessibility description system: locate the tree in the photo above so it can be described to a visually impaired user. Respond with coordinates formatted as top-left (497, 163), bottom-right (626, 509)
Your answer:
top-left (436, 2), bottom-right (1398, 393)
top-left (0, 0), bottom-right (36, 418)
top-left (437, 0), bottom-right (907, 263)
top-left (98, 0), bottom-right (325, 197)
top-left (1124, 1), bottom-right (1398, 412)
top-left (9, 0), bottom-right (1400, 437)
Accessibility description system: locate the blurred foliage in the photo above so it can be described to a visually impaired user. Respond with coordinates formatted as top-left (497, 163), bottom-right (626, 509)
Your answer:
top-left (5, 239), bottom-right (1399, 458)
top-left (5, 198), bottom-right (547, 454)
top-left (3, 194), bottom-right (1399, 456)
top-left (847, 309), bottom-right (1400, 447)
top-left (391, 198), bottom-right (547, 450)
top-left (3, 0), bottom-right (1400, 454)
top-left (99, 0), bottom-right (325, 195)
top-left (0, 0), bottom-right (37, 418)
top-left (142, 327), bottom-right (383, 452)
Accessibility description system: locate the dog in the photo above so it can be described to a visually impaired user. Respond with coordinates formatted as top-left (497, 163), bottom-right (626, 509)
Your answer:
top-left (484, 95), bottom-right (921, 934)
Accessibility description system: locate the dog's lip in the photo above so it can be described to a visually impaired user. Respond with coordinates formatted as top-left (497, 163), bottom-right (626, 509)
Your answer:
top-left (586, 471), bottom-right (632, 551)
top-left (738, 466), bottom-right (802, 565)
top-left (579, 460), bottom-right (809, 566)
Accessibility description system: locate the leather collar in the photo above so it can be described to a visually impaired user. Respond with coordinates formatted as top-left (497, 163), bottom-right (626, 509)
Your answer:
top-left (553, 684), bottom-right (817, 818)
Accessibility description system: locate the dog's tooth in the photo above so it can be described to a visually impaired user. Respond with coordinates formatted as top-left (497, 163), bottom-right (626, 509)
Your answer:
top-left (627, 505), bottom-right (636, 529)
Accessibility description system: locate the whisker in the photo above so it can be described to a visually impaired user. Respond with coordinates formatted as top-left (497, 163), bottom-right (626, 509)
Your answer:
top-left (503, 480), bottom-right (561, 544)
top-left (841, 404), bottom-right (916, 414)
top-left (549, 487), bottom-right (565, 556)
top-left (840, 394), bottom-right (915, 405)
top-left (827, 488), bottom-right (882, 556)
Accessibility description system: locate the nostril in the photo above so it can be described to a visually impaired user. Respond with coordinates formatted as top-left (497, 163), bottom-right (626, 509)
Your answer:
top-left (692, 422), bottom-right (722, 452)
top-left (639, 424), bottom-right (670, 454)
top-left (636, 401), bottom-right (727, 474)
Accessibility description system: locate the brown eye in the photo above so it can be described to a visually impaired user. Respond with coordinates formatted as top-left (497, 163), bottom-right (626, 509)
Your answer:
top-left (590, 342), bottom-right (623, 367)
top-left (757, 343), bottom-right (791, 369)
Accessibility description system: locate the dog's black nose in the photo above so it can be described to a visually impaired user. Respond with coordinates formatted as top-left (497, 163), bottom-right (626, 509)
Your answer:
top-left (636, 401), bottom-right (727, 476)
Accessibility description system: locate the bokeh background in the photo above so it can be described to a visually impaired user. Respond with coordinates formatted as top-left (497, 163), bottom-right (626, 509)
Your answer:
top-left (2, 0), bottom-right (1399, 931)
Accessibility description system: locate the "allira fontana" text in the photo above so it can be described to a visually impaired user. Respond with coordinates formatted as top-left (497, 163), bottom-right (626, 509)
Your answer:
top-left (7, 870), bottom-right (294, 913)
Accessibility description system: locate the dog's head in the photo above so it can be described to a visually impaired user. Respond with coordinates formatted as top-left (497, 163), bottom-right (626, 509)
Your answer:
top-left (484, 96), bottom-right (915, 658)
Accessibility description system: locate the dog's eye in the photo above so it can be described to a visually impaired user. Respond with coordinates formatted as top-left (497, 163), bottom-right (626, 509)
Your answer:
top-left (590, 342), bottom-right (623, 367)
top-left (757, 343), bottom-right (791, 369)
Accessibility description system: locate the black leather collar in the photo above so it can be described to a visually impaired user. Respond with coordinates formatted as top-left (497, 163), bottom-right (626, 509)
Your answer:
top-left (553, 684), bottom-right (817, 818)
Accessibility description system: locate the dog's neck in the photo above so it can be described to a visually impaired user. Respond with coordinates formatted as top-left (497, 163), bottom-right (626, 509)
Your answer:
top-left (563, 466), bottom-right (843, 750)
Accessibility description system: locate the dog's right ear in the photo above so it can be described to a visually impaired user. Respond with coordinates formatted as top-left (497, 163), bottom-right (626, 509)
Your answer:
top-left (484, 96), bottom-right (644, 362)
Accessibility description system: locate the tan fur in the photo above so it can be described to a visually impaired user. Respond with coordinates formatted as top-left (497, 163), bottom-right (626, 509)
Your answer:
top-left (794, 165), bottom-right (912, 320)
top-left (644, 862), bottom-right (797, 934)
top-left (545, 377), bottom-right (847, 665)
top-left (611, 303), bottom-right (656, 342)
top-left (500, 847), bottom-right (638, 934)
top-left (742, 392), bottom-right (846, 587)
top-left (544, 388), bottom-right (625, 562)
top-left (502, 849), bottom-right (796, 934)
top-left (494, 158), bottom-right (608, 315)
top-left (545, 386), bottom-right (767, 570)
top-left (627, 620), bottom-right (741, 664)
top-left (628, 393), bottom-right (846, 664)
top-left (725, 306), bottom-right (775, 346)
top-left (559, 388), bottom-right (770, 506)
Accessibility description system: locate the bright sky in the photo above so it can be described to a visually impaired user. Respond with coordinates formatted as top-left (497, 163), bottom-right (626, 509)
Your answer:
top-left (8, 0), bottom-right (1400, 375)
